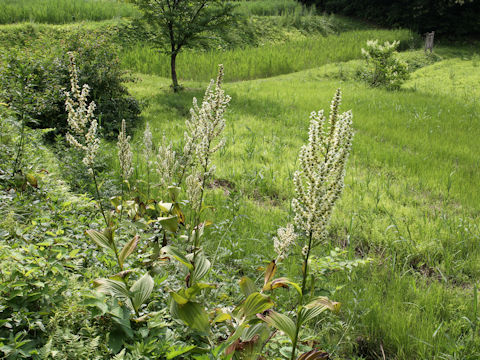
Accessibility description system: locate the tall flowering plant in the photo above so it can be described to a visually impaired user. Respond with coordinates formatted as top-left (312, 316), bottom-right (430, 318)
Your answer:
top-left (257, 89), bottom-right (353, 360)
top-left (64, 52), bottom-right (105, 224)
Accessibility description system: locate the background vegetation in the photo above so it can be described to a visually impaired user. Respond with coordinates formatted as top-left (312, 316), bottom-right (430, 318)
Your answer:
top-left (312, 0), bottom-right (480, 37)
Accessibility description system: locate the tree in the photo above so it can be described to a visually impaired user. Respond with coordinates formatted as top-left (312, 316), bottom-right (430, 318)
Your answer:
top-left (135, 0), bottom-right (236, 92)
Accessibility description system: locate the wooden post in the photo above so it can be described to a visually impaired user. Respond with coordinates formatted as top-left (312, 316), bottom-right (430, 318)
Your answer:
top-left (424, 31), bottom-right (435, 53)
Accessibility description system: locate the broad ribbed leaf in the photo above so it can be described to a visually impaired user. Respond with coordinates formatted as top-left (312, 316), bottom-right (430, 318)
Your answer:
top-left (308, 297), bottom-right (340, 312)
top-left (263, 261), bottom-right (277, 287)
top-left (192, 254), bottom-right (211, 281)
top-left (110, 269), bottom-right (134, 280)
top-left (213, 312), bottom-right (231, 323)
top-left (86, 229), bottom-right (113, 251)
top-left (299, 306), bottom-right (327, 325)
top-left (171, 291), bottom-right (189, 305)
top-left (173, 301), bottom-right (210, 333)
top-left (159, 215), bottom-right (178, 233)
top-left (260, 310), bottom-right (296, 342)
top-left (184, 282), bottom-right (215, 300)
top-left (94, 278), bottom-right (130, 303)
top-left (263, 277), bottom-right (302, 296)
top-left (156, 202), bottom-right (173, 213)
top-left (130, 273), bottom-right (154, 312)
top-left (162, 245), bottom-right (193, 270)
top-left (239, 276), bottom-right (256, 297)
top-left (118, 235), bottom-right (139, 269)
top-left (241, 292), bottom-right (274, 320)
top-left (241, 323), bottom-right (267, 342)
top-left (300, 297), bottom-right (340, 325)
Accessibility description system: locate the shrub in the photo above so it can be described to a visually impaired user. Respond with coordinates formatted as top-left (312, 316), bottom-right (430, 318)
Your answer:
top-left (0, 33), bottom-right (140, 139)
top-left (361, 39), bottom-right (409, 90)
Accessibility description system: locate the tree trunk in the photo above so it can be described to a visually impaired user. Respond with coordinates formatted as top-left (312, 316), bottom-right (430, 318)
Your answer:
top-left (170, 52), bottom-right (179, 92)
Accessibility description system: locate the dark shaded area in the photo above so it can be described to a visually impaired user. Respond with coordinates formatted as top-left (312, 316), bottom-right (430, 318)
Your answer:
top-left (301, 0), bottom-right (480, 38)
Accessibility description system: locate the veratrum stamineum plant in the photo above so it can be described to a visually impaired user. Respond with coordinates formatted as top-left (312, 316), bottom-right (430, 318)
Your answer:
top-left (117, 119), bottom-right (133, 220)
top-left (64, 52), bottom-right (107, 224)
top-left (260, 89), bottom-right (353, 360)
top-left (157, 65), bottom-right (233, 345)
top-left (361, 39), bottom-right (409, 89)
top-left (164, 64), bottom-right (230, 286)
top-left (64, 57), bottom-right (155, 328)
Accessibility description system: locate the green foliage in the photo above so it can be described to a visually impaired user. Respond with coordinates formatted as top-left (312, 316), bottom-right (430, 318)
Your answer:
top-left (235, 0), bottom-right (303, 16)
top-left (0, 118), bottom-right (108, 359)
top-left (0, 0), bottom-right (139, 25)
top-left (0, 34), bottom-right (140, 138)
top-left (360, 39), bottom-right (409, 89)
top-left (134, 0), bottom-right (237, 90)
top-left (317, 0), bottom-right (480, 37)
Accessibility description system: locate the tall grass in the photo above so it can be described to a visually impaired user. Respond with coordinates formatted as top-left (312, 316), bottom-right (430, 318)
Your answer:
top-left (235, 0), bottom-right (304, 16)
top-left (0, 0), bottom-right (139, 25)
top-left (122, 29), bottom-right (414, 81)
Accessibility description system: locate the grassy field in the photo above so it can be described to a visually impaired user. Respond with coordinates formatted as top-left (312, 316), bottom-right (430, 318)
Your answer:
top-left (1, 0), bottom-right (480, 358)
top-left (0, 0), bottom-right (138, 24)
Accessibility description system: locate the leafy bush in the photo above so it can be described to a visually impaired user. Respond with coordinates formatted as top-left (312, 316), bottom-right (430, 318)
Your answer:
top-left (0, 33), bottom-right (140, 139)
top-left (360, 39), bottom-right (409, 89)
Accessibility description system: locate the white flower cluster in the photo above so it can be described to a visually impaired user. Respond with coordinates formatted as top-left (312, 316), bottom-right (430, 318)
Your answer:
top-left (273, 224), bottom-right (297, 262)
top-left (292, 89), bottom-right (354, 245)
top-left (65, 52), bottom-right (99, 174)
top-left (156, 134), bottom-right (178, 188)
top-left (143, 122), bottom-right (153, 165)
top-left (117, 119), bottom-right (133, 181)
top-left (361, 39), bottom-right (400, 60)
top-left (180, 64), bottom-right (230, 184)
top-left (186, 172), bottom-right (202, 212)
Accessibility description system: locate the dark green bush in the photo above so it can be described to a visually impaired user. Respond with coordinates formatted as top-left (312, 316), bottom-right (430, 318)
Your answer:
top-left (0, 33), bottom-right (140, 139)
top-left (307, 0), bottom-right (480, 38)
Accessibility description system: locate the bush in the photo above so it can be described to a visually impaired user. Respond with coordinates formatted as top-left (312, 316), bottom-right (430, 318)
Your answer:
top-left (360, 39), bottom-right (409, 90)
top-left (0, 33), bottom-right (140, 139)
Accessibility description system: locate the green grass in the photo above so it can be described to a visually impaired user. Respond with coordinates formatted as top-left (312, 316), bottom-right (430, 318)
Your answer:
top-left (121, 29), bottom-right (414, 82)
top-left (235, 0), bottom-right (303, 16)
top-left (404, 57), bottom-right (480, 103)
top-left (0, 0), bottom-right (139, 25)
top-left (118, 48), bottom-right (480, 357)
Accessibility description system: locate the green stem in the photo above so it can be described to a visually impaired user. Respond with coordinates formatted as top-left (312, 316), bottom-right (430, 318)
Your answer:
top-left (190, 158), bottom-right (209, 285)
top-left (92, 170), bottom-right (108, 226)
top-left (12, 97), bottom-right (26, 174)
top-left (120, 180), bottom-right (124, 222)
top-left (146, 162), bottom-right (150, 200)
top-left (113, 240), bottom-right (140, 317)
top-left (290, 231), bottom-right (313, 360)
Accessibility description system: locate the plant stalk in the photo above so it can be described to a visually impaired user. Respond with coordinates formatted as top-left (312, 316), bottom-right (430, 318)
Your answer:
top-left (290, 231), bottom-right (313, 360)
top-left (92, 170), bottom-right (108, 226)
